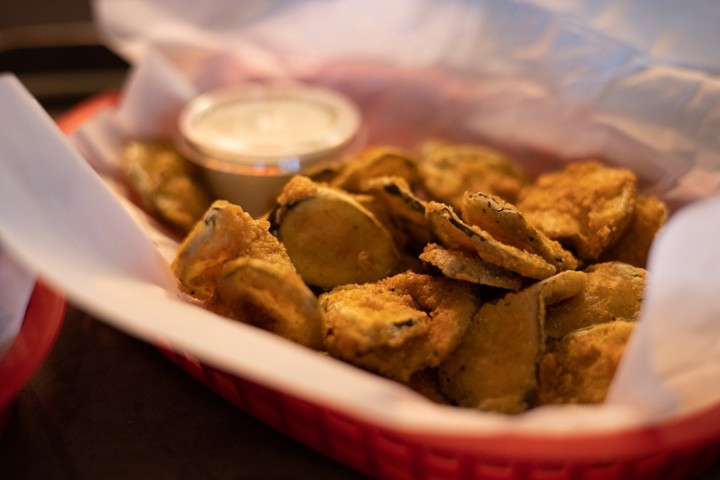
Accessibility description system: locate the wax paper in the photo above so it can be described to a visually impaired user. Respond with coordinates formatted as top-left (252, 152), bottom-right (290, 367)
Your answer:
top-left (2, 0), bottom-right (720, 434)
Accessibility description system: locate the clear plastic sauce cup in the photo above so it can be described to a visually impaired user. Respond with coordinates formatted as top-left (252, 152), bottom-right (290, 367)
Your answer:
top-left (177, 82), bottom-right (362, 216)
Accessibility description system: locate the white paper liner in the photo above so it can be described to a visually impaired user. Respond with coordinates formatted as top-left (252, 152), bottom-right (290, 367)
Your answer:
top-left (3, 0), bottom-right (720, 437)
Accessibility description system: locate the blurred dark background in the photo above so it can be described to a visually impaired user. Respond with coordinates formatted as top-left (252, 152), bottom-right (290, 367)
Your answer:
top-left (0, 0), bottom-right (128, 116)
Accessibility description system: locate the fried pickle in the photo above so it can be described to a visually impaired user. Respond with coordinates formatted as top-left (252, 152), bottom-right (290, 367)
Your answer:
top-left (320, 272), bottom-right (480, 382)
top-left (417, 142), bottom-right (530, 210)
top-left (331, 146), bottom-right (421, 193)
top-left (270, 176), bottom-right (400, 289)
top-left (420, 243), bottom-right (523, 291)
top-left (213, 257), bottom-right (324, 349)
top-left (426, 201), bottom-right (556, 280)
top-left (461, 192), bottom-right (579, 271)
top-left (124, 140), bottom-right (213, 232)
top-left (600, 194), bottom-right (668, 268)
top-left (362, 176), bottom-right (433, 252)
top-left (537, 320), bottom-right (635, 405)
top-left (438, 270), bottom-right (586, 414)
top-left (544, 261), bottom-right (646, 339)
top-left (516, 160), bottom-right (637, 260)
top-left (172, 200), bottom-right (294, 302)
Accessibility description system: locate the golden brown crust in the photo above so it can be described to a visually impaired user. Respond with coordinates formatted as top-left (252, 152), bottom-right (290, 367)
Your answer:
top-left (439, 285), bottom-right (543, 414)
top-left (275, 175), bottom-right (323, 205)
top-left (272, 176), bottom-right (400, 289)
top-left (212, 257), bottom-right (324, 349)
top-left (172, 200), bottom-right (294, 302)
top-left (362, 176), bottom-right (433, 253)
top-left (417, 142), bottom-right (530, 210)
top-left (426, 201), bottom-right (557, 280)
top-left (600, 194), bottom-right (668, 268)
top-left (331, 146), bottom-right (421, 193)
top-left (461, 191), bottom-right (580, 271)
top-left (419, 243), bottom-right (523, 291)
top-left (320, 272), bottom-right (480, 382)
top-left (545, 261), bottom-right (646, 339)
top-left (123, 140), bottom-right (213, 232)
top-left (517, 160), bottom-right (637, 260)
top-left (161, 137), bottom-right (665, 414)
top-left (438, 270), bottom-right (586, 414)
top-left (537, 320), bottom-right (635, 405)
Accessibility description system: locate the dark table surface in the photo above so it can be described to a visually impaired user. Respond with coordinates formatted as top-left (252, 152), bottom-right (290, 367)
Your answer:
top-left (0, 306), bottom-right (368, 479)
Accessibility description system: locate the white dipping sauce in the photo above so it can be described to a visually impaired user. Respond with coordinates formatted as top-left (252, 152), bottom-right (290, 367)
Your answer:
top-left (177, 82), bottom-right (361, 215)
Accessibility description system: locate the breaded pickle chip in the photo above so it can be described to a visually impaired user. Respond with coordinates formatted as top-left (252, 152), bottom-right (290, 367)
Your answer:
top-left (331, 146), bottom-right (420, 193)
top-left (320, 272), bottom-right (480, 382)
top-left (350, 192), bottom-right (426, 274)
top-left (516, 160), bottom-right (637, 260)
top-left (438, 271), bottom-right (585, 413)
top-left (172, 200), bottom-right (294, 302)
top-left (271, 176), bottom-right (400, 289)
top-left (461, 192), bottom-right (579, 271)
top-left (545, 262), bottom-right (646, 339)
top-left (213, 257), bottom-right (324, 349)
top-left (161, 135), bottom-right (660, 414)
top-left (426, 201), bottom-right (556, 280)
top-left (534, 269), bottom-right (588, 306)
top-left (124, 140), bottom-right (213, 232)
top-left (440, 291), bottom-right (542, 414)
top-left (417, 141), bottom-right (529, 210)
top-left (420, 243), bottom-right (523, 291)
top-left (362, 176), bottom-right (433, 251)
top-left (439, 271), bottom-right (585, 412)
top-left (601, 194), bottom-right (668, 268)
top-left (537, 320), bottom-right (635, 405)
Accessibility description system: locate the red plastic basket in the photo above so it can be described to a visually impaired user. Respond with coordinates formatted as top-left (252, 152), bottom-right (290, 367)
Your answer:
top-left (0, 281), bottom-right (65, 434)
top-left (159, 347), bottom-right (720, 480)
top-left (57, 93), bottom-right (720, 480)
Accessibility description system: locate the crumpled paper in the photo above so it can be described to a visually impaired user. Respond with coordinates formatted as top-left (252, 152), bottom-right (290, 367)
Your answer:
top-left (89, 0), bottom-right (720, 206)
top-left (3, 0), bottom-right (720, 435)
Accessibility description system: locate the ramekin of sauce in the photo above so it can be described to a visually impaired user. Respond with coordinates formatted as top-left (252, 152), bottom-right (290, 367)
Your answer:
top-left (177, 82), bottom-right (362, 216)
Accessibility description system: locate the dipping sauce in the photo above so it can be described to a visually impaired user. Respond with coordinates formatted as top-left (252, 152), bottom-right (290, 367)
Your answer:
top-left (177, 82), bottom-right (362, 216)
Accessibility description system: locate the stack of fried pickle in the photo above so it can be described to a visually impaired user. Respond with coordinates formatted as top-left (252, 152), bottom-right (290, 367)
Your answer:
top-left (125, 139), bottom-right (667, 414)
